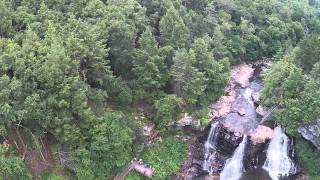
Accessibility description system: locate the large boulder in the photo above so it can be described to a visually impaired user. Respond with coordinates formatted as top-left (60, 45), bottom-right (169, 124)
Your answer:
top-left (232, 64), bottom-right (255, 88)
top-left (210, 95), bottom-right (235, 120)
top-left (256, 105), bottom-right (268, 118)
top-left (298, 119), bottom-right (320, 150)
top-left (176, 114), bottom-right (193, 127)
top-left (249, 125), bottom-right (273, 145)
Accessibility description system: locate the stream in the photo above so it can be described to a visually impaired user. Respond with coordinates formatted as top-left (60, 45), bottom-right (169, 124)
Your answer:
top-left (181, 61), bottom-right (298, 180)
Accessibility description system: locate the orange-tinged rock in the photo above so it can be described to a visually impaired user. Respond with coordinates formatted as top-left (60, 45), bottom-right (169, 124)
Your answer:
top-left (232, 64), bottom-right (254, 88)
top-left (250, 125), bottom-right (274, 144)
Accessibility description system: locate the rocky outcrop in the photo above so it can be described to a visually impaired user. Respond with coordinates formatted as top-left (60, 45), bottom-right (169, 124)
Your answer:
top-left (223, 88), bottom-right (257, 135)
top-left (143, 123), bottom-right (160, 146)
top-left (209, 95), bottom-right (235, 120)
top-left (169, 113), bottom-right (204, 132)
top-left (184, 124), bottom-right (244, 178)
top-left (232, 64), bottom-right (255, 88)
top-left (210, 63), bottom-right (254, 120)
top-left (180, 61), bottom-right (296, 179)
top-left (298, 119), bottom-right (320, 150)
top-left (249, 125), bottom-right (273, 145)
top-left (256, 105), bottom-right (268, 117)
top-left (175, 114), bottom-right (193, 127)
top-left (252, 92), bottom-right (260, 104)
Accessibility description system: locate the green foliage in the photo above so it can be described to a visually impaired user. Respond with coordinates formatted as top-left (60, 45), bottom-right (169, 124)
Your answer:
top-left (262, 60), bottom-right (320, 134)
top-left (190, 36), bottom-right (230, 102)
top-left (105, 77), bottom-right (133, 106)
top-left (183, 10), bottom-right (211, 39)
top-left (40, 171), bottom-right (64, 180)
top-left (262, 32), bottom-right (320, 180)
top-left (311, 62), bottom-right (320, 80)
top-left (105, 0), bottom-right (148, 78)
top-left (262, 60), bottom-right (306, 107)
top-left (91, 113), bottom-right (133, 171)
top-left (74, 112), bottom-right (134, 179)
top-left (0, 24), bottom-right (111, 145)
top-left (295, 138), bottom-right (320, 179)
top-left (141, 137), bottom-right (189, 179)
top-left (295, 35), bottom-right (320, 72)
top-left (171, 49), bottom-right (206, 104)
top-left (1, 0), bottom-right (320, 178)
top-left (159, 6), bottom-right (190, 48)
top-left (0, 145), bottom-right (32, 180)
top-left (132, 27), bottom-right (166, 101)
top-left (197, 107), bottom-right (209, 127)
top-left (262, 43), bottom-right (320, 134)
top-left (126, 171), bottom-right (145, 180)
top-left (154, 94), bottom-right (183, 128)
top-left (0, 1), bottom-right (14, 37)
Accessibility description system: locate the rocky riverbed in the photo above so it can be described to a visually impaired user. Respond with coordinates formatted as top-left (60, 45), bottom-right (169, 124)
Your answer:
top-left (177, 61), bottom-right (300, 180)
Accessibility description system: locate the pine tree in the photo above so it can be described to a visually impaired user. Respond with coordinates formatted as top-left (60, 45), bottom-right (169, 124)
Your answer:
top-left (132, 27), bottom-right (166, 100)
top-left (159, 6), bottom-right (190, 48)
top-left (295, 35), bottom-right (320, 72)
top-left (191, 35), bottom-right (230, 100)
top-left (170, 49), bottom-right (206, 104)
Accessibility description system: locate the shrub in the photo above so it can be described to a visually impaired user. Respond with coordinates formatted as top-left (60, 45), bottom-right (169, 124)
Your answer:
top-left (141, 137), bottom-right (189, 179)
top-left (154, 95), bottom-right (184, 128)
top-left (295, 138), bottom-right (320, 179)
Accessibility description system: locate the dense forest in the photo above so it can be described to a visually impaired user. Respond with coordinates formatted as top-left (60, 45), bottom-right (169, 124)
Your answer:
top-left (0, 0), bottom-right (320, 179)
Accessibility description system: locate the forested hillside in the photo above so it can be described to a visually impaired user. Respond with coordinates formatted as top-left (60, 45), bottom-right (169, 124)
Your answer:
top-left (0, 0), bottom-right (320, 179)
top-left (262, 34), bottom-right (320, 179)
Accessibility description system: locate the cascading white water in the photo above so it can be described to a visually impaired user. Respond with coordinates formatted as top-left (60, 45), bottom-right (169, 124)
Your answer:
top-left (263, 126), bottom-right (296, 180)
top-left (203, 122), bottom-right (219, 172)
top-left (220, 135), bottom-right (247, 180)
top-left (243, 88), bottom-right (253, 103)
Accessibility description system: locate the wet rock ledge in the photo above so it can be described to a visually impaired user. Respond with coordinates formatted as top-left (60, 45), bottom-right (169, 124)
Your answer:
top-left (176, 61), bottom-right (299, 179)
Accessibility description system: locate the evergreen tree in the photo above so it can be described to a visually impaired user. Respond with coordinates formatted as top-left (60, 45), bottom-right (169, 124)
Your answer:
top-left (170, 49), bottom-right (206, 104)
top-left (191, 35), bottom-right (230, 101)
top-left (105, 0), bottom-right (148, 78)
top-left (0, 0), bottom-right (14, 37)
top-left (0, 0), bottom-right (320, 178)
top-left (295, 35), bottom-right (320, 72)
top-left (132, 27), bottom-right (165, 93)
top-left (159, 6), bottom-right (190, 48)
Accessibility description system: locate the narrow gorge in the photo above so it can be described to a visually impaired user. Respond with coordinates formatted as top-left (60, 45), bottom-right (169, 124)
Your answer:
top-left (180, 61), bottom-right (299, 180)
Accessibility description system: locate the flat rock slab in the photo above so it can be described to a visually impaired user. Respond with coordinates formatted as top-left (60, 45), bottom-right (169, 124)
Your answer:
top-left (210, 95), bottom-right (236, 120)
top-left (210, 63), bottom-right (255, 120)
top-left (232, 64), bottom-right (254, 88)
top-left (223, 88), bottom-right (257, 134)
top-left (223, 113), bottom-right (258, 135)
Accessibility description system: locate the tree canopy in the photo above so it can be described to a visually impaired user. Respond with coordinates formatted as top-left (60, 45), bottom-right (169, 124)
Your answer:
top-left (0, 0), bottom-right (320, 179)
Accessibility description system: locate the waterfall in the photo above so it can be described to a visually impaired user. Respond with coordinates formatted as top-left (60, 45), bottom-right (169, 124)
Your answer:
top-left (220, 135), bottom-right (247, 180)
top-left (263, 126), bottom-right (296, 180)
top-left (203, 122), bottom-right (219, 173)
